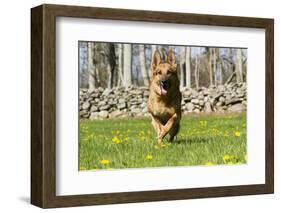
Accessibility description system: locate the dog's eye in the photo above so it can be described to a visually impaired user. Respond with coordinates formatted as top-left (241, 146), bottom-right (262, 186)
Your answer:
top-left (167, 70), bottom-right (172, 74)
top-left (157, 70), bottom-right (162, 75)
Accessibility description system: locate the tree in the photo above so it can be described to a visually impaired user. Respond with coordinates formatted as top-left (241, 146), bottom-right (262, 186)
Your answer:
top-left (88, 42), bottom-right (96, 90)
top-left (235, 49), bottom-right (243, 83)
top-left (116, 44), bottom-right (124, 86)
top-left (217, 49), bottom-right (223, 85)
top-left (194, 55), bottom-right (200, 89)
top-left (185, 47), bottom-right (191, 88)
top-left (213, 48), bottom-right (217, 86)
top-left (106, 43), bottom-right (116, 88)
top-left (123, 44), bottom-right (132, 87)
top-left (208, 48), bottom-right (214, 87)
top-left (179, 47), bottom-right (185, 88)
top-left (79, 42), bottom-right (89, 88)
top-left (150, 45), bottom-right (157, 79)
top-left (139, 45), bottom-right (149, 86)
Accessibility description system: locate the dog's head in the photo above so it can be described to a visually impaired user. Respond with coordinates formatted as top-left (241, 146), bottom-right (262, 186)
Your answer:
top-left (151, 49), bottom-right (178, 96)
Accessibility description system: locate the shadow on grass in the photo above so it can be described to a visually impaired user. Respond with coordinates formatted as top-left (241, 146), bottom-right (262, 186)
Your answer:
top-left (173, 136), bottom-right (211, 145)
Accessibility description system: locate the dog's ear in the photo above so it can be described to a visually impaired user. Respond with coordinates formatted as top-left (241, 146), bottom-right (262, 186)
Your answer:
top-left (152, 50), bottom-right (161, 70)
top-left (167, 49), bottom-right (177, 70)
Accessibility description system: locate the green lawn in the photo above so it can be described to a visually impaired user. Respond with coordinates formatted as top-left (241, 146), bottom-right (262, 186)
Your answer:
top-left (79, 113), bottom-right (247, 170)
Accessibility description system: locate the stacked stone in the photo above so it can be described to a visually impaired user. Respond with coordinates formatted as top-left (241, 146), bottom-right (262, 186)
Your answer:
top-left (80, 85), bottom-right (150, 120)
top-left (80, 82), bottom-right (247, 119)
top-left (181, 82), bottom-right (247, 114)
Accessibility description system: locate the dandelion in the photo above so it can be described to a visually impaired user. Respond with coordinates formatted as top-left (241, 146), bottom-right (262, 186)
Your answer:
top-left (139, 130), bottom-right (145, 136)
top-left (205, 162), bottom-right (214, 166)
top-left (100, 159), bottom-right (110, 165)
top-left (112, 136), bottom-right (121, 144)
top-left (223, 154), bottom-right (231, 161)
top-left (199, 121), bottom-right (207, 126)
top-left (146, 155), bottom-right (153, 160)
top-left (235, 131), bottom-right (241, 137)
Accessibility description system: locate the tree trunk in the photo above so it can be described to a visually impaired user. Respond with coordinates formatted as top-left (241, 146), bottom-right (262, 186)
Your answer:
top-left (218, 61), bottom-right (223, 85)
top-left (225, 72), bottom-right (236, 84)
top-left (213, 48), bottom-right (217, 86)
top-left (150, 45), bottom-right (157, 79)
top-left (185, 47), bottom-right (191, 88)
top-left (88, 42), bottom-right (95, 90)
top-left (235, 49), bottom-right (243, 83)
top-left (139, 45), bottom-right (149, 86)
top-left (106, 44), bottom-right (116, 89)
top-left (194, 56), bottom-right (199, 89)
top-left (179, 47), bottom-right (185, 88)
top-left (106, 63), bottom-right (112, 89)
top-left (116, 44), bottom-right (123, 86)
top-left (208, 48), bottom-right (214, 87)
top-left (123, 44), bottom-right (132, 87)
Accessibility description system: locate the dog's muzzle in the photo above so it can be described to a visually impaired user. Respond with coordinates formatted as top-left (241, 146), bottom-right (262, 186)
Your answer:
top-left (160, 80), bottom-right (169, 95)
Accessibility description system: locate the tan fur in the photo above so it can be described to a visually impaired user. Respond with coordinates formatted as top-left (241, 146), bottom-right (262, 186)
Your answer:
top-left (147, 49), bottom-right (182, 144)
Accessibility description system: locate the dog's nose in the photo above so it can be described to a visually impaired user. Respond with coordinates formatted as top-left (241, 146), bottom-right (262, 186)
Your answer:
top-left (160, 80), bottom-right (169, 89)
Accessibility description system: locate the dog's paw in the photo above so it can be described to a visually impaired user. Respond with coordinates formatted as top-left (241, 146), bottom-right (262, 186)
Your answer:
top-left (157, 138), bottom-right (163, 145)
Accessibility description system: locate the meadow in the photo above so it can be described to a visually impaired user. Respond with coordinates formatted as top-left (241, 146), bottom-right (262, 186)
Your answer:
top-left (79, 113), bottom-right (247, 170)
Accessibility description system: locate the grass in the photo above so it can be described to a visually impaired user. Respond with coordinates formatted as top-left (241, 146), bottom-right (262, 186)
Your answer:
top-left (79, 113), bottom-right (247, 170)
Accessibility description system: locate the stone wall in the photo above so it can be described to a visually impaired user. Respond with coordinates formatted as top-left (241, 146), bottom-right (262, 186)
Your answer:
top-left (80, 82), bottom-right (247, 120)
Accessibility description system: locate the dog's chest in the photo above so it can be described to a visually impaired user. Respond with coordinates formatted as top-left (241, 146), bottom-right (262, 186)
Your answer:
top-left (152, 101), bottom-right (175, 122)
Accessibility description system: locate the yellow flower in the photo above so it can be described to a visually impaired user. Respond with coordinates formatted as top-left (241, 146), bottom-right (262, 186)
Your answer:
top-left (112, 136), bottom-right (121, 144)
top-left (235, 131), bottom-right (241, 137)
top-left (100, 159), bottom-right (110, 165)
top-left (223, 154), bottom-right (231, 161)
top-left (205, 162), bottom-right (214, 166)
top-left (154, 144), bottom-right (167, 149)
top-left (199, 121), bottom-right (207, 126)
top-left (146, 155), bottom-right (153, 160)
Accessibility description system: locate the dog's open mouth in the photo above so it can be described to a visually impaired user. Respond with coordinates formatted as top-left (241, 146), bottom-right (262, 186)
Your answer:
top-left (160, 80), bottom-right (169, 95)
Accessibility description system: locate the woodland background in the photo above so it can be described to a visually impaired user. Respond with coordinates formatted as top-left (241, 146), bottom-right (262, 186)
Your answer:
top-left (79, 42), bottom-right (247, 89)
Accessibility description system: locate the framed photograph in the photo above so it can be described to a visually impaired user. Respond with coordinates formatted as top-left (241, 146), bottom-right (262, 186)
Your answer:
top-left (31, 4), bottom-right (274, 208)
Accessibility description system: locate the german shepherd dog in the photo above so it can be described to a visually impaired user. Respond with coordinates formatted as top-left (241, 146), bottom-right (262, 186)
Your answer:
top-left (147, 49), bottom-right (182, 144)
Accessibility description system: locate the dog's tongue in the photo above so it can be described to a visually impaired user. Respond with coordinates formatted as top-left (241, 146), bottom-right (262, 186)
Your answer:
top-left (161, 87), bottom-right (168, 95)
top-left (160, 82), bottom-right (168, 95)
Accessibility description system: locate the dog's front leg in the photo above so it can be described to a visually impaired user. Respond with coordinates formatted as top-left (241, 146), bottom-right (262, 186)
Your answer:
top-left (151, 115), bottom-right (163, 139)
top-left (158, 113), bottom-right (178, 143)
